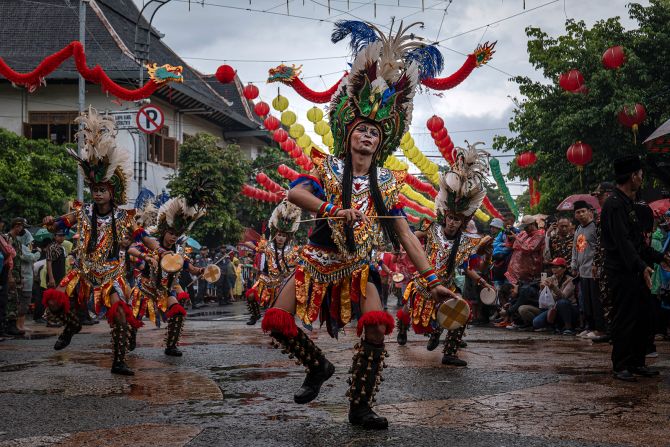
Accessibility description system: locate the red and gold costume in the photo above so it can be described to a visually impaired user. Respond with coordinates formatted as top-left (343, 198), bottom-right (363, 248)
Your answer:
top-left (250, 238), bottom-right (298, 307)
top-left (292, 150), bottom-right (405, 336)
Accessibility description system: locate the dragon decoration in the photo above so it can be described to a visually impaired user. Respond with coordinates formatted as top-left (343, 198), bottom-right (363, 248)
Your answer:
top-left (267, 21), bottom-right (496, 103)
top-left (0, 41), bottom-right (183, 100)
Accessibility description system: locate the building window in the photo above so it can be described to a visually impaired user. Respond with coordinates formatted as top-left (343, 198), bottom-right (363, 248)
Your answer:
top-left (25, 111), bottom-right (79, 144)
top-left (148, 125), bottom-right (179, 168)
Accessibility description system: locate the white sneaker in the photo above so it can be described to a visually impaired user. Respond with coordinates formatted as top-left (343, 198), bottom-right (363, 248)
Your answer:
top-left (585, 332), bottom-right (598, 339)
top-left (646, 351), bottom-right (658, 358)
top-left (577, 330), bottom-right (590, 338)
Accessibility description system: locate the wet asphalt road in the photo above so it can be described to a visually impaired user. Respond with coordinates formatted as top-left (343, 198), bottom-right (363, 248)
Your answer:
top-left (0, 301), bottom-right (668, 447)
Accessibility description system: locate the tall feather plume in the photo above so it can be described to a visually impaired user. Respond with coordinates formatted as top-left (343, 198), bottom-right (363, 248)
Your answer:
top-left (269, 200), bottom-right (301, 234)
top-left (436, 141), bottom-right (489, 219)
top-left (405, 45), bottom-right (444, 79)
top-left (331, 20), bottom-right (378, 56)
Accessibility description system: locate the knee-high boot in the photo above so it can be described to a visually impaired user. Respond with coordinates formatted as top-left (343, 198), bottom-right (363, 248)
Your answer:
top-left (396, 309), bottom-right (410, 346)
top-left (246, 299), bottom-right (261, 325)
top-left (111, 323), bottom-right (134, 375)
top-left (53, 308), bottom-right (82, 351)
top-left (442, 326), bottom-right (467, 366)
top-left (347, 310), bottom-right (395, 430)
top-left (165, 303), bottom-right (187, 357)
top-left (426, 328), bottom-right (443, 351)
top-left (129, 327), bottom-right (137, 352)
top-left (262, 308), bottom-right (334, 404)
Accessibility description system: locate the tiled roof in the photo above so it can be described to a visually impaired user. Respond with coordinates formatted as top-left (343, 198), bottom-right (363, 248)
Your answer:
top-left (0, 0), bottom-right (260, 131)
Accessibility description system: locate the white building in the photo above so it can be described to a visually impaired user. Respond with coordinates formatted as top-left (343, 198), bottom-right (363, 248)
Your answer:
top-left (0, 0), bottom-right (270, 206)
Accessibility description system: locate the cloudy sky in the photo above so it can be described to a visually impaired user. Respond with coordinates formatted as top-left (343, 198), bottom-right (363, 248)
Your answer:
top-left (136, 0), bottom-right (648, 197)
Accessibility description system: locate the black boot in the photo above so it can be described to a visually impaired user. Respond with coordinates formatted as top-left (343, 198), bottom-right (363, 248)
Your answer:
top-left (396, 318), bottom-right (408, 346)
top-left (165, 314), bottom-right (184, 357)
top-left (129, 327), bottom-right (137, 352)
top-left (441, 327), bottom-right (467, 366)
top-left (347, 340), bottom-right (389, 430)
top-left (246, 300), bottom-right (260, 325)
top-left (270, 328), bottom-right (334, 404)
top-left (53, 310), bottom-right (82, 350)
top-left (426, 329), bottom-right (442, 351)
top-left (111, 323), bottom-right (134, 375)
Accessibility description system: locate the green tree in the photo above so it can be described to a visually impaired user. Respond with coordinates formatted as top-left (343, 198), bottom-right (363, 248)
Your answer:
top-left (0, 129), bottom-right (77, 223)
top-left (494, 1), bottom-right (670, 214)
top-left (167, 133), bottom-right (247, 246)
top-left (236, 145), bottom-right (312, 241)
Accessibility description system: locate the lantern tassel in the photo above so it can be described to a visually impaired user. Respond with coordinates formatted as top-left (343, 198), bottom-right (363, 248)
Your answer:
top-left (632, 124), bottom-right (638, 145)
top-left (577, 166), bottom-right (584, 189)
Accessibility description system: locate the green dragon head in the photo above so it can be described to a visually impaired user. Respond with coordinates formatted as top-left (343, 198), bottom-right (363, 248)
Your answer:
top-left (146, 63), bottom-right (184, 84)
top-left (267, 64), bottom-right (302, 84)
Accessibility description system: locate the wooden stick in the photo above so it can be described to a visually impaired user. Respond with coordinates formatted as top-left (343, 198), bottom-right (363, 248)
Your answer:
top-left (297, 216), bottom-right (406, 224)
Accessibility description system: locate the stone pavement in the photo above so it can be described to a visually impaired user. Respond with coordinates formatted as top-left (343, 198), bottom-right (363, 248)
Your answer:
top-left (0, 302), bottom-right (668, 447)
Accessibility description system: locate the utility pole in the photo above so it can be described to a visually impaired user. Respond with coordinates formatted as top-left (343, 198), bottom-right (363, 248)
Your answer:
top-left (76, 0), bottom-right (88, 202)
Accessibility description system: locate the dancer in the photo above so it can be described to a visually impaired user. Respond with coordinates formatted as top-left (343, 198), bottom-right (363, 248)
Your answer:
top-left (260, 21), bottom-right (454, 430)
top-left (245, 200), bottom-right (301, 325)
top-left (129, 193), bottom-right (209, 356)
top-left (42, 108), bottom-right (159, 375)
top-left (398, 143), bottom-right (493, 366)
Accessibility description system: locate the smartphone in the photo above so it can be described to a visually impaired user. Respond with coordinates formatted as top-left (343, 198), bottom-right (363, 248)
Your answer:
top-left (541, 272), bottom-right (547, 282)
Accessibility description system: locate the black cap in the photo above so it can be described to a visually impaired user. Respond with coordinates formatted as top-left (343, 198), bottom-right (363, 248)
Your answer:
top-left (10, 217), bottom-right (27, 228)
top-left (614, 155), bottom-right (642, 177)
top-left (573, 200), bottom-right (592, 211)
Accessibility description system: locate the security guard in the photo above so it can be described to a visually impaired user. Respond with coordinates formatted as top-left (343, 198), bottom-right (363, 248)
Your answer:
top-left (601, 155), bottom-right (667, 381)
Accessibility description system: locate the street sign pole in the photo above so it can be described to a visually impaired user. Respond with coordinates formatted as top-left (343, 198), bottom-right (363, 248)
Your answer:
top-left (76, 0), bottom-right (88, 202)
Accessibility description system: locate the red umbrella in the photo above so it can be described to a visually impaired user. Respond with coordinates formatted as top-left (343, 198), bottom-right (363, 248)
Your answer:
top-left (649, 199), bottom-right (670, 216)
top-left (556, 194), bottom-right (600, 212)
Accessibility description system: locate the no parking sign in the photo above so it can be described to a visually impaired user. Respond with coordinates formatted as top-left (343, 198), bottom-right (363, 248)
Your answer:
top-left (136, 104), bottom-right (164, 134)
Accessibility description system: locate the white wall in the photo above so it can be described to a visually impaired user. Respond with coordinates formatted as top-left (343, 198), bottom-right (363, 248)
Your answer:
top-left (0, 82), bottom-right (266, 206)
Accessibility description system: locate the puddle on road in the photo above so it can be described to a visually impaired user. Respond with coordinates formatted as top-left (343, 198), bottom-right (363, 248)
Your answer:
top-left (212, 366), bottom-right (296, 382)
top-left (0, 360), bottom-right (45, 372)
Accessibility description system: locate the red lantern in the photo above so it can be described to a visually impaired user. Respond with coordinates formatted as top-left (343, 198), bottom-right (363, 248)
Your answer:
top-left (290, 147), bottom-right (302, 159)
top-left (263, 115), bottom-right (280, 131)
top-left (517, 151), bottom-right (537, 168)
top-left (281, 139), bottom-right (296, 152)
top-left (566, 141), bottom-right (592, 169)
top-left (618, 103), bottom-right (646, 128)
top-left (602, 46), bottom-right (625, 70)
top-left (558, 70), bottom-right (584, 92)
top-left (256, 172), bottom-right (268, 185)
top-left (433, 128), bottom-right (448, 141)
top-left (254, 101), bottom-right (270, 117)
top-left (273, 128), bottom-right (289, 143)
top-left (437, 136), bottom-right (452, 149)
top-left (215, 65), bottom-right (236, 84)
top-left (243, 84), bottom-right (259, 100)
top-left (426, 115), bottom-right (444, 132)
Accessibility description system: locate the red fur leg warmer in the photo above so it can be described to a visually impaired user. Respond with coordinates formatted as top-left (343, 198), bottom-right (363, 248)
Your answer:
top-left (177, 292), bottom-right (190, 303)
top-left (396, 309), bottom-right (411, 326)
top-left (261, 307), bottom-right (298, 338)
top-left (357, 310), bottom-right (395, 337)
top-left (107, 301), bottom-right (144, 329)
top-left (165, 303), bottom-right (187, 319)
top-left (42, 289), bottom-right (70, 314)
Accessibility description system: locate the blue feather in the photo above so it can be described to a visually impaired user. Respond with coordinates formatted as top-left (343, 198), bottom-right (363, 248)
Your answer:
top-left (154, 189), bottom-right (170, 207)
top-left (405, 45), bottom-right (444, 80)
top-left (331, 20), bottom-right (378, 55)
top-left (381, 87), bottom-right (395, 105)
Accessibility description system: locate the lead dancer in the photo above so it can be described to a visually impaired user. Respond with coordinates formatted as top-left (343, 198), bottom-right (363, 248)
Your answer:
top-left (245, 200), bottom-right (301, 325)
top-left (397, 143), bottom-right (493, 366)
top-left (260, 21), bottom-right (454, 430)
top-left (42, 108), bottom-right (159, 375)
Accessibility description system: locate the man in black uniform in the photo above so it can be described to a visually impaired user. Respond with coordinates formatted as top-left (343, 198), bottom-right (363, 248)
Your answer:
top-left (601, 155), bottom-right (667, 382)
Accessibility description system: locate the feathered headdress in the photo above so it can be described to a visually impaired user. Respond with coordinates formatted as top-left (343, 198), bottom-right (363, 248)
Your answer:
top-left (136, 201), bottom-right (159, 233)
top-left (68, 107), bottom-right (132, 204)
top-left (435, 142), bottom-right (489, 222)
top-left (328, 20), bottom-right (443, 165)
top-left (268, 200), bottom-right (301, 235)
top-left (156, 178), bottom-right (214, 237)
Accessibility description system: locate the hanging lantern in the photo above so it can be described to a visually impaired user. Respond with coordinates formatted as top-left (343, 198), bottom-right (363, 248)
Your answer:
top-left (566, 141), bottom-right (593, 188)
top-left (280, 110), bottom-right (297, 127)
top-left (314, 120), bottom-right (330, 136)
top-left (289, 123), bottom-right (305, 139)
top-left (273, 128), bottom-right (289, 143)
top-left (558, 70), bottom-right (585, 92)
top-left (602, 45), bottom-right (625, 70)
top-left (272, 94), bottom-right (289, 112)
top-left (290, 147), bottom-right (302, 158)
top-left (323, 132), bottom-right (334, 147)
top-left (254, 101), bottom-right (270, 118)
top-left (263, 115), bottom-right (280, 131)
top-left (426, 115), bottom-right (444, 132)
top-left (281, 139), bottom-right (296, 152)
top-left (432, 128), bottom-right (448, 141)
top-left (517, 151), bottom-right (537, 168)
top-left (243, 84), bottom-right (259, 100)
top-left (307, 106), bottom-right (324, 123)
top-left (618, 103), bottom-right (646, 143)
top-left (256, 172), bottom-right (268, 185)
top-left (297, 134), bottom-right (312, 149)
top-left (215, 65), bottom-right (236, 84)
